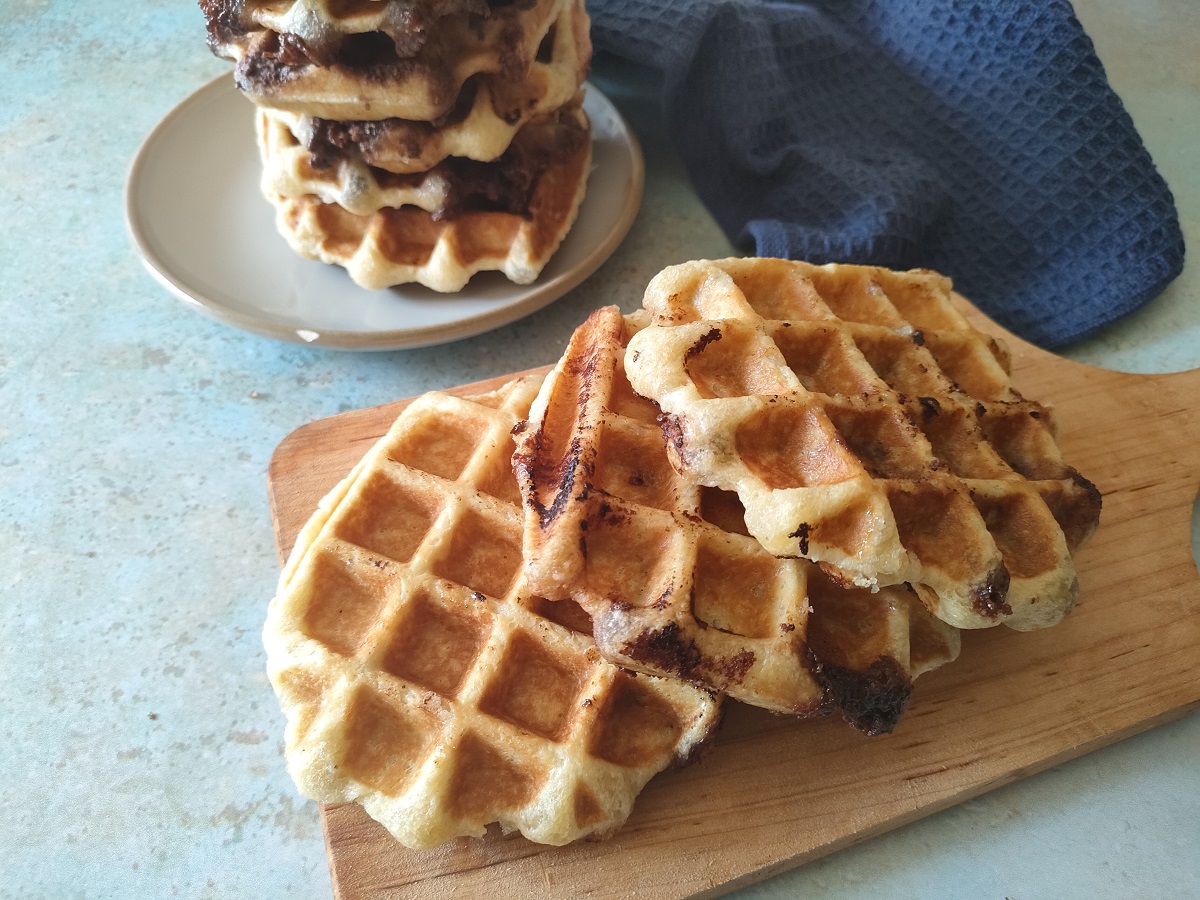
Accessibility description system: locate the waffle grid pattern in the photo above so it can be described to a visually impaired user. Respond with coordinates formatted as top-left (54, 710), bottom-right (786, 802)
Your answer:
top-left (211, 0), bottom-right (568, 121)
top-left (513, 305), bottom-right (959, 731)
top-left (202, 0), bottom-right (592, 291)
top-left (258, 89), bottom-right (587, 217)
top-left (266, 377), bottom-right (720, 848)
top-left (219, 0), bottom-right (539, 56)
top-left (278, 0), bottom-right (590, 175)
top-left (258, 108), bottom-right (452, 215)
top-left (265, 103), bottom-right (591, 291)
top-left (624, 259), bottom-right (1100, 631)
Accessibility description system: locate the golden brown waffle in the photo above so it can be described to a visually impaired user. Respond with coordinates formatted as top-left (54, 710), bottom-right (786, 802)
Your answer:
top-left (205, 0), bottom-right (567, 121)
top-left (265, 375), bottom-right (721, 849)
top-left (278, 0), bottom-right (591, 174)
top-left (202, 0), bottom-right (531, 64)
top-left (257, 90), bottom-right (586, 216)
top-left (623, 259), bottom-right (1101, 632)
top-left (512, 305), bottom-right (959, 733)
top-left (264, 102), bottom-right (591, 290)
top-left (258, 107), bottom-right (448, 215)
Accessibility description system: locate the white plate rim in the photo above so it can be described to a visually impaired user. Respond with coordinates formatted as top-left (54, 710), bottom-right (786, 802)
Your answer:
top-left (125, 74), bottom-right (644, 350)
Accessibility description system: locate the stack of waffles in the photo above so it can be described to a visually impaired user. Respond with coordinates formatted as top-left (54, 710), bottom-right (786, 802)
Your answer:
top-left (265, 259), bottom-right (1101, 848)
top-left (200, 0), bottom-right (593, 291)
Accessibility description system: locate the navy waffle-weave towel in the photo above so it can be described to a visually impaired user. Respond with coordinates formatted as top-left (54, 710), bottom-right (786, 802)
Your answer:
top-left (590, 0), bottom-right (1185, 348)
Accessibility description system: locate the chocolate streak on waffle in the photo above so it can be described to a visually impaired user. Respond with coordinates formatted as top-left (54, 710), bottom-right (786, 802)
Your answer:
top-left (258, 96), bottom-right (587, 218)
top-left (206, 0), bottom-right (567, 121)
top-left (293, 11), bottom-right (587, 174)
top-left (266, 376), bottom-right (721, 848)
top-left (807, 652), bottom-right (911, 738)
top-left (261, 100), bottom-right (591, 290)
top-left (305, 80), bottom-right (486, 166)
top-left (200, 0), bottom-right (535, 64)
top-left (235, 30), bottom-right (470, 107)
top-left (514, 306), bottom-right (960, 731)
top-left (624, 259), bottom-right (1102, 632)
top-left (519, 337), bottom-right (598, 533)
top-left (430, 100), bottom-right (586, 219)
top-left (256, 0), bottom-right (589, 201)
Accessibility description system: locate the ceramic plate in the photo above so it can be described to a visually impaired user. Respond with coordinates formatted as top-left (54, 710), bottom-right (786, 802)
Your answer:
top-left (125, 75), bottom-right (643, 350)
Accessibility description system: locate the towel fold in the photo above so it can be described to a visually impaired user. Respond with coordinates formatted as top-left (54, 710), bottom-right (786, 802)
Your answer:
top-left (591, 0), bottom-right (1185, 348)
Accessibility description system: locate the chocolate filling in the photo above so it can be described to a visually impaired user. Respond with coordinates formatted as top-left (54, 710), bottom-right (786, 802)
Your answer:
top-left (299, 21), bottom-right (561, 167)
top-left (204, 0), bottom-right (539, 77)
top-left (306, 78), bottom-right (484, 167)
top-left (322, 102), bottom-right (587, 221)
top-left (201, 0), bottom-right (521, 49)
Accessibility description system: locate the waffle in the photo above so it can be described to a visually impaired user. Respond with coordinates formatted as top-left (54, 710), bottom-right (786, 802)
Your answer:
top-left (257, 90), bottom-right (585, 216)
top-left (265, 375), bottom-right (721, 849)
top-left (205, 0), bottom-right (568, 121)
top-left (512, 305), bottom-right (960, 733)
top-left (265, 101), bottom-right (590, 290)
top-left (202, 0), bottom-right (533, 64)
top-left (259, 107), bottom-right (446, 215)
top-left (623, 259), bottom-right (1101, 632)
top-left (280, 0), bottom-right (590, 174)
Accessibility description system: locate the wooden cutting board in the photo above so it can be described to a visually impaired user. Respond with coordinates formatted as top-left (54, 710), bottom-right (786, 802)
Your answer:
top-left (267, 302), bottom-right (1200, 899)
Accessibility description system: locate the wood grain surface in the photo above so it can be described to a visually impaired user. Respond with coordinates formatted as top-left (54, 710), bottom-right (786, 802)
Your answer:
top-left (267, 303), bottom-right (1200, 899)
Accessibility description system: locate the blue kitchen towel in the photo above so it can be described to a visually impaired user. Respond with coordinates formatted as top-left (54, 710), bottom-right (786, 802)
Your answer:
top-left (589, 0), bottom-right (1185, 348)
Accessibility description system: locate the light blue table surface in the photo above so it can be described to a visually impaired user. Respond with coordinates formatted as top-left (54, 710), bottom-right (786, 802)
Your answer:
top-left (1, 2), bottom-right (1196, 897)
